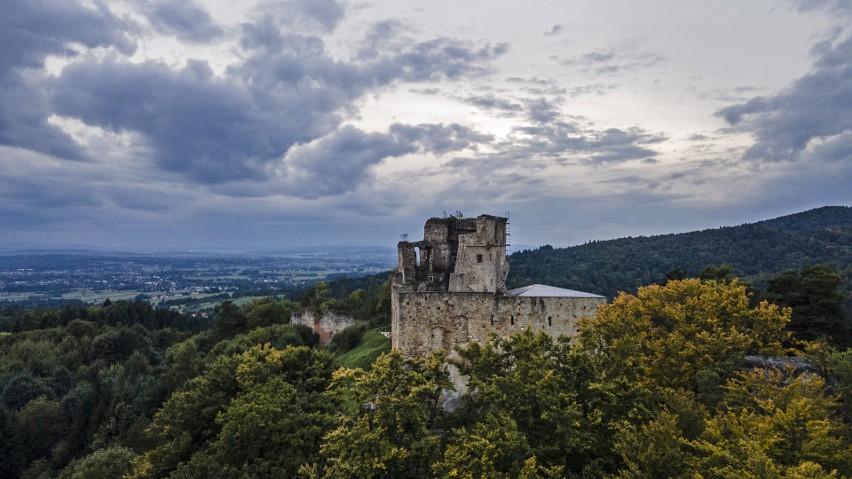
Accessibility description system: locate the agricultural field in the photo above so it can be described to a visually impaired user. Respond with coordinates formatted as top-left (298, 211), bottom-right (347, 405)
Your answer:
top-left (0, 246), bottom-right (395, 309)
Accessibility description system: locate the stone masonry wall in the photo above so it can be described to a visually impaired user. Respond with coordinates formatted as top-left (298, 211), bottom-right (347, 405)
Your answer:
top-left (291, 310), bottom-right (358, 345)
top-left (393, 291), bottom-right (604, 358)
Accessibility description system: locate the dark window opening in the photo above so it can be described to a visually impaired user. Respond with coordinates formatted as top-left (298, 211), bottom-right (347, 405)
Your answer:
top-left (490, 315), bottom-right (494, 325)
top-left (547, 316), bottom-right (552, 326)
top-left (510, 315), bottom-right (515, 325)
top-left (476, 254), bottom-right (483, 263)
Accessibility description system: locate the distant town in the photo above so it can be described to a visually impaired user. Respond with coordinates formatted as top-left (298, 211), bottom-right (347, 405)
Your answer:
top-left (0, 247), bottom-right (396, 311)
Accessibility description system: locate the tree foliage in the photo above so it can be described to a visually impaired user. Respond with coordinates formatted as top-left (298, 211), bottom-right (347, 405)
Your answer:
top-left (0, 272), bottom-right (850, 479)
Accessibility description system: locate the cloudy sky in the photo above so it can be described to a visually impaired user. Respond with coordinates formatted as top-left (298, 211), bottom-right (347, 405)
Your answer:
top-left (2, 0), bottom-right (851, 251)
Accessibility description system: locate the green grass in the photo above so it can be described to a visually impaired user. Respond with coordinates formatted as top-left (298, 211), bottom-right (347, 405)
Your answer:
top-left (334, 328), bottom-right (391, 370)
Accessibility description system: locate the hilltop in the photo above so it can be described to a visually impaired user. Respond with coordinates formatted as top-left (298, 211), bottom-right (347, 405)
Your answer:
top-left (507, 206), bottom-right (852, 298)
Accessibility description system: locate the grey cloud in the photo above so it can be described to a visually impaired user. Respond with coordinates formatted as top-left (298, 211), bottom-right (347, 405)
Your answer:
top-left (358, 20), bottom-right (401, 60)
top-left (276, 123), bottom-right (490, 197)
top-left (717, 34), bottom-right (852, 163)
top-left (565, 83), bottom-right (618, 98)
top-left (524, 98), bottom-right (561, 124)
top-left (697, 86), bottom-right (761, 102)
top-left (376, 39), bottom-right (508, 82)
top-left (507, 123), bottom-right (664, 164)
top-left (0, 1), bottom-right (134, 74)
top-left (506, 77), bottom-right (551, 85)
top-left (48, 18), bottom-right (505, 187)
top-left (51, 58), bottom-right (293, 182)
top-left (356, 20), bottom-right (507, 81)
top-left (0, 0), bottom-right (135, 159)
top-left (543, 24), bottom-right (564, 36)
top-left (584, 51), bottom-right (615, 63)
top-left (389, 123), bottom-right (494, 153)
top-left (257, 0), bottom-right (346, 32)
top-left (138, 0), bottom-right (223, 42)
top-left (562, 49), bottom-right (663, 76)
top-left (789, 0), bottom-right (852, 16)
top-left (464, 94), bottom-right (523, 115)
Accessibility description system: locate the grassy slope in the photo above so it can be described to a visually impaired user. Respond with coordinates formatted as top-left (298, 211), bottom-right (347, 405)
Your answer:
top-left (334, 328), bottom-right (391, 370)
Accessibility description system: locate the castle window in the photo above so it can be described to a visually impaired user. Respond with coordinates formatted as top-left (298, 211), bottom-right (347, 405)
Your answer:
top-left (428, 275), bottom-right (434, 282)
top-left (547, 316), bottom-right (552, 327)
top-left (510, 315), bottom-right (515, 325)
top-left (490, 315), bottom-right (494, 325)
top-left (476, 254), bottom-right (483, 263)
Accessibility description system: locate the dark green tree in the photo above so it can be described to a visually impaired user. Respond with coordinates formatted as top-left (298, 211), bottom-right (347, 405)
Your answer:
top-left (766, 265), bottom-right (848, 347)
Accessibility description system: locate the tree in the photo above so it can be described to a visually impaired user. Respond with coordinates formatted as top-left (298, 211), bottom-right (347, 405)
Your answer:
top-left (433, 412), bottom-right (563, 479)
top-left (212, 301), bottom-right (247, 342)
top-left (318, 351), bottom-right (449, 479)
top-left (612, 411), bottom-right (692, 479)
top-left (59, 446), bottom-right (136, 479)
top-left (698, 264), bottom-right (735, 283)
top-left (578, 279), bottom-right (791, 397)
top-left (454, 330), bottom-right (602, 474)
top-left (130, 345), bottom-right (336, 479)
top-left (243, 297), bottom-right (300, 329)
top-left (766, 265), bottom-right (848, 348)
top-left (690, 368), bottom-right (852, 477)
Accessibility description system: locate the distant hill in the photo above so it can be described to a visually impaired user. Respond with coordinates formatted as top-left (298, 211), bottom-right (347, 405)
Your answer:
top-left (507, 206), bottom-right (852, 299)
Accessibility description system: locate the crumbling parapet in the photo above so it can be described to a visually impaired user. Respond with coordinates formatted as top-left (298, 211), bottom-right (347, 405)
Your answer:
top-left (396, 214), bottom-right (509, 294)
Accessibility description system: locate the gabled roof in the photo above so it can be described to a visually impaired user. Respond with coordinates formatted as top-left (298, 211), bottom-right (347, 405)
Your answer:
top-left (505, 283), bottom-right (604, 298)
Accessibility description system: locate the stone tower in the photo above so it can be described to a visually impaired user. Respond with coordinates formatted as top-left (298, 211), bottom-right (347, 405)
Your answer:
top-left (391, 213), bottom-right (606, 409)
top-left (396, 214), bottom-right (509, 294)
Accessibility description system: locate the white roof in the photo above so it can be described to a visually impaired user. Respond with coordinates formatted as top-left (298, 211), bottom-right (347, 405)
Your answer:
top-left (505, 283), bottom-right (604, 298)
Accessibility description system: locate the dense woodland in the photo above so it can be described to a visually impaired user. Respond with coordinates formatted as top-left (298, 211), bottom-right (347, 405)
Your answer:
top-left (2, 206), bottom-right (852, 478)
top-left (508, 206), bottom-right (852, 301)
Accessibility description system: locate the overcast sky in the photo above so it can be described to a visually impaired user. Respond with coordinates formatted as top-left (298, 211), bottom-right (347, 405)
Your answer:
top-left (2, 0), bottom-right (850, 251)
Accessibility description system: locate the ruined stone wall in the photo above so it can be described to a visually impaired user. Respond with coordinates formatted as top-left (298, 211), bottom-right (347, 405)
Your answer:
top-left (291, 310), bottom-right (358, 345)
top-left (448, 215), bottom-right (508, 293)
top-left (393, 291), bottom-right (604, 358)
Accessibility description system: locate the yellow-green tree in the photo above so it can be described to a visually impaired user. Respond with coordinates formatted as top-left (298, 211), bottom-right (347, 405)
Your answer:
top-left (690, 368), bottom-right (852, 478)
top-left (579, 278), bottom-right (792, 396)
top-left (317, 350), bottom-right (449, 479)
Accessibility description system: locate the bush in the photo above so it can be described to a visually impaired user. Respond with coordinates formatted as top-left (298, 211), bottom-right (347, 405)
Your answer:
top-left (327, 323), bottom-right (368, 354)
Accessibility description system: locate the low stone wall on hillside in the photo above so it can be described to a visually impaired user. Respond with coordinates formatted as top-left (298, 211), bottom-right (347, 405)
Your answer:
top-left (291, 310), bottom-right (358, 345)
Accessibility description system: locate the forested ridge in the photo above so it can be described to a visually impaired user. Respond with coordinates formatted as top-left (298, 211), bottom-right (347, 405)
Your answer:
top-left (508, 206), bottom-right (852, 299)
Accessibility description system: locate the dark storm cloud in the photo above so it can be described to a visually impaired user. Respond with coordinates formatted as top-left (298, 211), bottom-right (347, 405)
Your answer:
top-left (717, 34), bottom-right (852, 163)
top-left (0, 0), bottom-right (135, 159)
top-left (47, 15), bottom-right (505, 186)
top-left (137, 0), bottom-right (223, 42)
top-left (276, 123), bottom-right (490, 197)
top-left (51, 58), bottom-right (286, 182)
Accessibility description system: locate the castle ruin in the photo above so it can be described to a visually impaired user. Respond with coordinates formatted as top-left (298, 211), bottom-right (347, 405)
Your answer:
top-left (391, 214), bottom-right (606, 359)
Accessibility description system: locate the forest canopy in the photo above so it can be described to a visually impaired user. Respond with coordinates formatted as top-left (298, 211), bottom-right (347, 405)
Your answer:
top-left (1, 272), bottom-right (850, 478)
